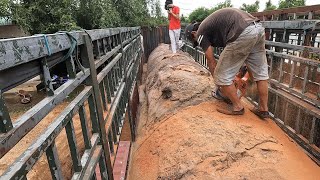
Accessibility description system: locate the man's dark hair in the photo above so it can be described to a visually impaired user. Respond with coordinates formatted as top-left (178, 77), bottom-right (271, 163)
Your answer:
top-left (185, 22), bottom-right (202, 47)
top-left (193, 22), bottom-right (201, 31)
top-left (165, 0), bottom-right (173, 10)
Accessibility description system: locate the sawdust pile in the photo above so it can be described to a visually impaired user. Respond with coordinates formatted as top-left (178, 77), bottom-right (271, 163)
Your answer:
top-left (128, 44), bottom-right (320, 180)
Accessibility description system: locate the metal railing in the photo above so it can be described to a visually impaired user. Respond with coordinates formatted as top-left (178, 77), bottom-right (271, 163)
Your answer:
top-left (0, 27), bottom-right (142, 179)
top-left (251, 4), bottom-right (320, 20)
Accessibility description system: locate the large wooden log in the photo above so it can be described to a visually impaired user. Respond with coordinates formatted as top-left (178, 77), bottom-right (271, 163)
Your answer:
top-left (129, 44), bottom-right (320, 179)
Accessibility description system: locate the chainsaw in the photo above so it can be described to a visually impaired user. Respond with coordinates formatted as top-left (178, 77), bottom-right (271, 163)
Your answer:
top-left (213, 66), bottom-right (249, 103)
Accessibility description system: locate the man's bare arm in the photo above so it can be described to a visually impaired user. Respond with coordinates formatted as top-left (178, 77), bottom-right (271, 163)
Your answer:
top-left (205, 46), bottom-right (216, 77)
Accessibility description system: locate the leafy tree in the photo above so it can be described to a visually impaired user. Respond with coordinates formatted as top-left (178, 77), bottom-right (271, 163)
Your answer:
top-left (209, 0), bottom-right (233, 13)
top-left (8, 0), bottom-right (167, 34)
top-left (147, 0), bottom-right (168, 26)
top-left (188, 0), bottom-right (232, 23)
top-left (265, 0), bottom-right (277, 11)
top-left (77, 0), bottom-right (121, 29)
top-left (240, 1), bottom-right (260, 13)
top-left (278, 0), bottom-right (305, 9)
top-left (0, 0), bottom-right (11, 18)
top-left (12, 0), bottom-right (78, 34)
top-left (180, 14), bottom-right (188, 24)
top-left (188, 7), bottom-right (210, 22)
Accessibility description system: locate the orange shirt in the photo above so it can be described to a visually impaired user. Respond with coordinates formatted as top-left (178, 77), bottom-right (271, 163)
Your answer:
top-left (169, 6), bottom-right (181, 30)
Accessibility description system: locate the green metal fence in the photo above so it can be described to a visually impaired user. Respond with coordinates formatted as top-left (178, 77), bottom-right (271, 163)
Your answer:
top-left (0, 27), bottom-right (142, 179)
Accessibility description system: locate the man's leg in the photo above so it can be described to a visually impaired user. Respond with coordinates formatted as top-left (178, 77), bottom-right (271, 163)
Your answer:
top-left (220, 84), bottom-right (243, 111)
top-left (174, 29), bottom-right (181, 51)
top-left (214, 25), bottom-right (259, 114)
top-left (256, 80), bottom-right (268, 111)
top-left (169, 30), bottom-right (177, 53)
top-left (245, 23), bottom-right (270, 118)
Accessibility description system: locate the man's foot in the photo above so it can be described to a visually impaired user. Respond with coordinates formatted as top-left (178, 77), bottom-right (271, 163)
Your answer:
top-left (212, 89), bottom-right (232, 104)
top-left (217, 106), bottom-right (245, 115)
top-left (250, 108), bottom-right (270, 120)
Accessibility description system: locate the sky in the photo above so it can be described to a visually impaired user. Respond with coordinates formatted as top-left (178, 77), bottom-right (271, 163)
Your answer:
top-left (159, 0), bottom-right (320, 16)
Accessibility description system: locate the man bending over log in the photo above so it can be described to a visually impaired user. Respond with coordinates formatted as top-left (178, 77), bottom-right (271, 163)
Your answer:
top-left (186, 8), bottom-right (270, 119)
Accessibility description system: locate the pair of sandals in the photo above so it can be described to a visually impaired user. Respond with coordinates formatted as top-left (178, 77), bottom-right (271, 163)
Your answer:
top-left (212, 89), bottom-right (270, 119)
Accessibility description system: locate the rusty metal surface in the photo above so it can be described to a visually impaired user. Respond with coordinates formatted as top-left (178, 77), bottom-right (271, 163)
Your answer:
top-left (113, 141), bottom-right (131, 180)
top-left (0, 28), bottom-right (140, 72)
top-left (251, 4), bottom-right (320, 20)
top-left (262, 20), bottom-right (320, 30)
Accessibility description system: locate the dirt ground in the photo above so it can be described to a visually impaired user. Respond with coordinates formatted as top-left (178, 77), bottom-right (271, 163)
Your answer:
top-left (0, 80), bottom-right (90, 179)
top-left (1, 77), bottom-right (132, 179)
top-left (128, 44), bottom-right (320, 180)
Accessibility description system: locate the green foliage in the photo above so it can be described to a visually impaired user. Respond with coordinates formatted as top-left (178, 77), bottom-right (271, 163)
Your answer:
top-left (12, 0), bottom-right (78, 35)
top-left (278, 0), bottom-right (305, 9)
top-left (4, 0), bottom-right (167, 34)
top-left (147, 0), bottom-right (168, 26)
top-left (240, 0), bottom-right (260, 13)
top-left (0, 0), bottom-right (11, 18)
top-left (209, 0), bottom-right (233, 13)
top-left (180, 14), bottom-right (188, 24)
top-left (188, 0), bottom-right (232, 23)
top-left (76, 0), bottom-right (121, 29)
top-left (188, 7), bottom-right (211, 22)
top-left (265, 0), bottom-right (277, 11)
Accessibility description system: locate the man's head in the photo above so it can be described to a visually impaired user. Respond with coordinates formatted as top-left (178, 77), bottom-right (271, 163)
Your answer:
top-left (165, 0), bottom-right (173, 10)
top-left (185, 22), bottom-right (201, 47)
top-left (167, 4), bottom-right (174, 8)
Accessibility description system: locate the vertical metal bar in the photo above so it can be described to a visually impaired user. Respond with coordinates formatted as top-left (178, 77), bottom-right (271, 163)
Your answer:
top-left (102, 38), bottom-right (107, 54)
top-left (127, 103), bottom-right (136, 141)
top-left (98, 153), bottom-right (108, 180)
top-left (41, 58), bottom-right (54, 96)
top-left (81, 34), bottom-right (114, 179)
top-left (0, 90), bottom-right (13, 133)
top-left (302, 65), bottom-right (309, 94)
top-left (104, 77), bottom-right (112, 103)
top-left (99, 81), bottom-right (107, 111)
top-left (111, 119), bottom-right (118, 143)
top-left (108, 132), bottom-right (114, 154)
top-left (309, 117), bottom-right (316, 144)
top-left (269, 54), bottom-right (273, 76)
top-left (109, 70), bottom-right (115, 94)
top-left (274, 95), bottom-right (279, 118)
top-left (282, 29), bottom-right (287, 42)
top-left (79, 105), bottom-right (92, 149)
top-left (88, 95), bottom-right (100, 133)
top-left (66, 56), bottom-right (76, 79)
top-left (46, 142), bottom-right (64, 180)
top-left (283, 101), bottom-right (289, 125)
top-left (278, 58), bottom-right (284, 83)
top-left (65, 119), bottom-right (82, 172)
top-left (298, 33), bottom-right (302, 45)
top-left (289, 61), bottom-right (295, 88)
top-left (94, 40), bottom-right (101, 59)
top-left (295, 108), bottom-right (302, 134)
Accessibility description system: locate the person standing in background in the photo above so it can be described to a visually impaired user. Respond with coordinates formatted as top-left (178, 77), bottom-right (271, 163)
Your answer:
top-left (167, 3), bottom-right (181, 53)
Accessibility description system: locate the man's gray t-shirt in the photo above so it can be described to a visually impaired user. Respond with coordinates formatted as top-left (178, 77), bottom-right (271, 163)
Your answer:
top-left (196, 8), bottom-right (258, 51)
